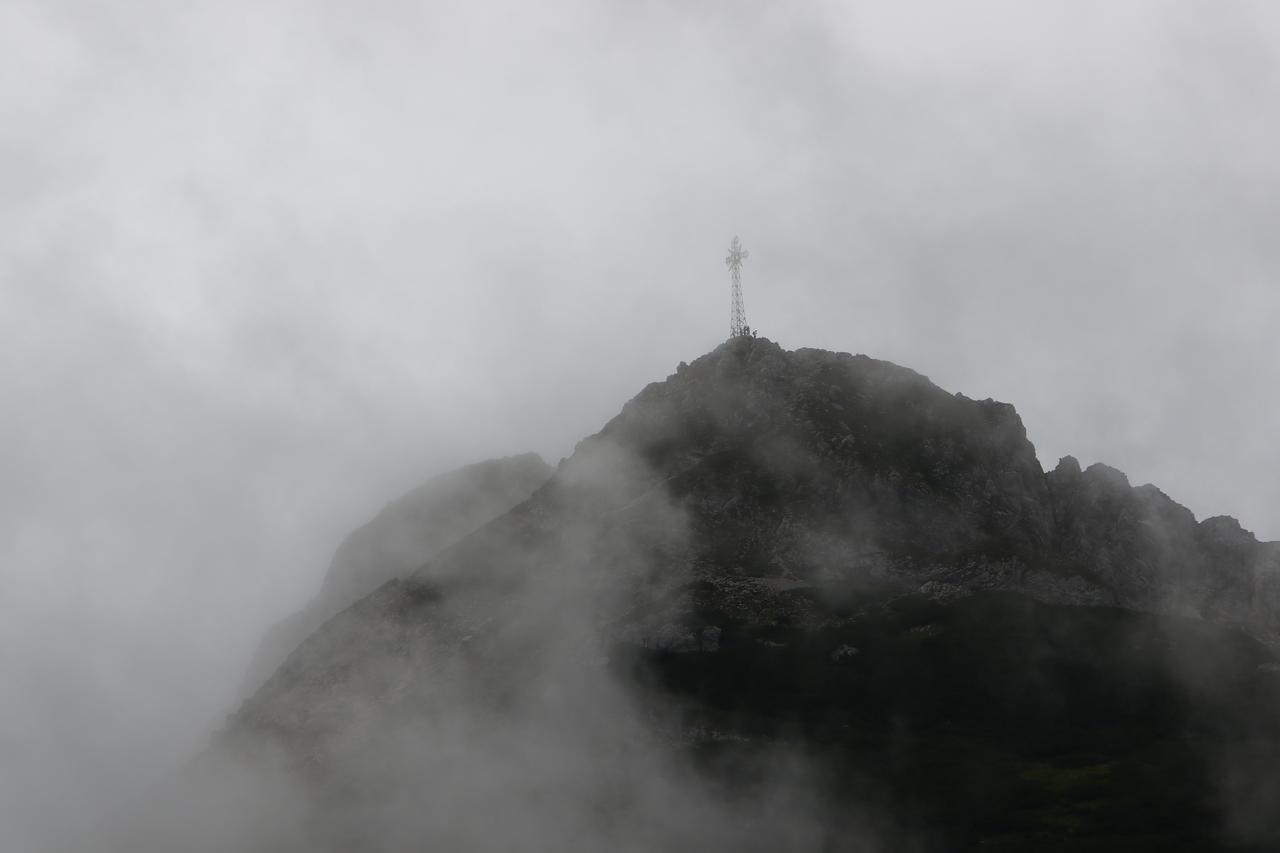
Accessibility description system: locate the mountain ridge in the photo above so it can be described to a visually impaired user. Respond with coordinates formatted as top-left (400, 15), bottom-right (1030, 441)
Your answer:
top-left (133, 336), bottom-right (1280, 853)
top-left (237, 452), bottom-right (552, 696)
top-left (550, 336), bottom-right (1278, 640)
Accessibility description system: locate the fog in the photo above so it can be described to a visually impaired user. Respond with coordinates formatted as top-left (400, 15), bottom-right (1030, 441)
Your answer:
top-left (112, 436), bottom-right (891, 852)
top-left (3, 1), bottom-right (1279, 850)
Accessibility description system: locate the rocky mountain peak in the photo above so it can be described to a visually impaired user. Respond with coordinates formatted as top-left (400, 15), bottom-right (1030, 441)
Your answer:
top-left (155, 338), bottom-right (1280, 853)
top-left (577, 337), bottom-right (1055, 577)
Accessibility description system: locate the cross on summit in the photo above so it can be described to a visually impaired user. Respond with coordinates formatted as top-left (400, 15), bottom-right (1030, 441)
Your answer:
top-left (726, 236), bottom-right (750, 338)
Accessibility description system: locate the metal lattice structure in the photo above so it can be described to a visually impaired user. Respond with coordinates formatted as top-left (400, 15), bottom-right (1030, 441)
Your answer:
top-left (726, 236), bottom-right (749, 338)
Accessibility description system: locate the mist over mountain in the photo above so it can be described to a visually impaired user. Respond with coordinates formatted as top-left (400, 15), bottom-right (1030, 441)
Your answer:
top-left (118, 337), bottom-right (1280, 852)
top-left (11, 4), bottom-right (1280, 852)
top-left (238, 453), bottom-right (551, 696)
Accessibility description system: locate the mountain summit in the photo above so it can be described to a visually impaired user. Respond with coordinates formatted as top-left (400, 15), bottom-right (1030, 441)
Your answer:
top-left (131, 338), bottom-right (1280, 853)
top-left (587, 336), bottom-right (1280, 638)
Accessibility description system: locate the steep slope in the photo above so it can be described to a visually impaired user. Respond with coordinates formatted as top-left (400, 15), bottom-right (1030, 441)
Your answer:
top-left (143, 337), bottom-right (1280, 853)
top-left (238, 453), bottom-right (552, 695)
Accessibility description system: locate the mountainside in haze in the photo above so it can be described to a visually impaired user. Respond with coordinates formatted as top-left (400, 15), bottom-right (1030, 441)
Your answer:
top-left (238, 453), bottom-right (552, 695)
top-left (131, 338), bottom-right (1280, 853)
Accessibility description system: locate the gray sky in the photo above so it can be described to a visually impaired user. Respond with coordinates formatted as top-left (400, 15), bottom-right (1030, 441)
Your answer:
top-left (3, 0), bottom-right (1279, 847)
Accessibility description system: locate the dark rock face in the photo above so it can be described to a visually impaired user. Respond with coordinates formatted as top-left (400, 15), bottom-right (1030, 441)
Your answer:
top-left (552, 337), bottom-right (1277, 641)
top-left (603, 337), bottom-right (1056, 578)
top-left (187, 338), bottom-right (1280, 853)
top-left (1046, 456), bottom-right (1280, 639)
top-left (238, 453), bottom-right (552, 695)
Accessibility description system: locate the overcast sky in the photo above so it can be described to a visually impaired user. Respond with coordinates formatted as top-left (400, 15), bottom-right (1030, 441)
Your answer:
top-left (3, 0), bottom-right (1279, 847)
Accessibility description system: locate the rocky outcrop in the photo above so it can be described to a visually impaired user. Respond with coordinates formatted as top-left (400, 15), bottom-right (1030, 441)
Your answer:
top-left (601, 337), bottom-right (1055, 578)
top-left (1044, 455), bottom-right (1280, 639)
top-left (565, 337), bottom-right (1278, 642)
